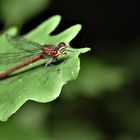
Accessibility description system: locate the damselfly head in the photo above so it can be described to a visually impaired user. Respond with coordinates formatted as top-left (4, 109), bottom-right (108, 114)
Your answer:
top-left (57, 42), bottom-right (67, 55)
top-left (42, 42), bottom-right (67, 58)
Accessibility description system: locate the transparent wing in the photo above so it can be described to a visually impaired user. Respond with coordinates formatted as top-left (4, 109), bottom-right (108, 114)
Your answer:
top-left (0, 49), bottom-right (42, 73)
top-left (6, 34), bottom-right (43, 51)
top-left (0, 35), bottom-right (47, 73)
top-left (0, 50), bottom-right (41, 64)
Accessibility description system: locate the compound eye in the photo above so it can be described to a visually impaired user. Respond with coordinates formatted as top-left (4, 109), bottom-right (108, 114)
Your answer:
top-left (59, 42), bottom-right (66, 47)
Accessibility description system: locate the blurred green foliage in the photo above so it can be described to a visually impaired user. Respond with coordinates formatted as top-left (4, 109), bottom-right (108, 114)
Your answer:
top-left (0, 102), bottom-right (51, 140)
top-left (63, 57), bottom-right (127, 98)
top-left (0, 0), bottom-right (51, 29)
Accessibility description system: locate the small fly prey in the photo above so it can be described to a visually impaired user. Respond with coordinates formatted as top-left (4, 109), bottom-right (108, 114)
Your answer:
top-left (0, 34), bottom-right (67, 79)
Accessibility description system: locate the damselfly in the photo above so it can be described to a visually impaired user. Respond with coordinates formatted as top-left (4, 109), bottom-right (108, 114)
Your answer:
top-left (0, 34), bottom-right (67, 79)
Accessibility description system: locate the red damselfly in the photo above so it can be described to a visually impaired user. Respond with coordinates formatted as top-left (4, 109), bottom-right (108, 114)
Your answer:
top-left (0, 34), bottom-right (67, 79)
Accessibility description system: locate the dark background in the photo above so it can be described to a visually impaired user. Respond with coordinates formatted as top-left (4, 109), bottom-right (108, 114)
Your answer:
top-left (22, 0), bottom-right (140, 58)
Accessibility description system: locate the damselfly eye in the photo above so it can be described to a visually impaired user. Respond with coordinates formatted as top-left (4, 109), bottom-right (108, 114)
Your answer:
top-left (59, 42), bottom-right (66, 47)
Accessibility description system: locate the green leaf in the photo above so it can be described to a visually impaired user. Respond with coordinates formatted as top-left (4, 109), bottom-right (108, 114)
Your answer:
top-left (0, 15), bottom-right (90, 121)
